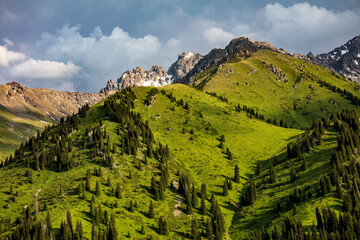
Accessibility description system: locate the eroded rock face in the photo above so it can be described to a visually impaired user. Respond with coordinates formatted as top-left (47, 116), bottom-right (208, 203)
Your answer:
top-left (0, 82), bottom-right (106, 121)
top-left (167, 52), bottom-right (203, 81)
top-left (308, 35), bottom-right (360, 82)
top-left (99, 79), bottom-right (117, 95)
top-left (117, 66), bottom-right (172, 89)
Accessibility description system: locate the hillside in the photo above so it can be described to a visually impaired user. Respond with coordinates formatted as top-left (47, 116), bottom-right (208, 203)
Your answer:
top-left (0, 82), bottom-right (105, 160)
top-left (191, 49), bottom-right (360, 129)
top-left (1, 39), bottom-right (360, 240)
top-left (0, 84), bottom-right (301, 239)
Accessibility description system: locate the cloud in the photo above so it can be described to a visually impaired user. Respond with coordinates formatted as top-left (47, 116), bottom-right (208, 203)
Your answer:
top-left (234, 2), bottom-right (360, 53)
top-left (0, 45), bottom-right (26, 67)
top-left (35, 25), bottom-right (167, 92)
top-left (9, 59), bottom-right (81, 79)
top-left (203, 27), bottom-right (235, 46)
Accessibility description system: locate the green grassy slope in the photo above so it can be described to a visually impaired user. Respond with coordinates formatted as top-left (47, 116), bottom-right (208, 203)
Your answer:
top-left (0, 105), bottom-right (51, 160)
top-left (0, 85), bottom-right (301, 239)
top-left (229, 129), bottom-right (340, 239)
top-left (193, 50), bottom-right (360, 129)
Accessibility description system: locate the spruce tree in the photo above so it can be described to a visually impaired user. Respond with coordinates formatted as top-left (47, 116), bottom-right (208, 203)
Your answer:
top-left (201, 183), bottom-right (207, 200)
top-left (201, 198), bottom-right (207, 215)
top-left (234, 164), bottom-right (240, 183)
top-left (115, 182), bottom-right (121, 199)
top-left (222, 180), bottom-right (229, 196)
top-left (206, 218), bottom-right (213, 240)
top-left (95, 181), bottom-right (101, 197)
top-left (191, 218), bottom-right (199, 239)
top-left (107, 215), bottom-right (118, 240)
top-left (148, 201), bottom-right (155, 219)
top-left (191, 185), bottom-right (199, 207)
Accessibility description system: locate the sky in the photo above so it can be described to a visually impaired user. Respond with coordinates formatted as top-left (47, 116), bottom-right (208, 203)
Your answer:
top-left (0, 0), bottom-right (359, 93)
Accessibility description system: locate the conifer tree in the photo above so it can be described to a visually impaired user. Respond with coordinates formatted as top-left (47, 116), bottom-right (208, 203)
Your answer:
top-left (66, 210), bottom-right (73, 235)
top-left (206, 218), bottom-right (214, 240)
top-left (191, 218), bottom-right (199, 239)
top-left (222, 180), bottom-right (229, 196)
top-left (234, 164), bottom-right (240, 183)
top-left (148, 201), bottom-right (155, 219)
top-left (107, 215), bottom-right (118, 240)
top-left (115, 182), bottom-right (121, 199)
top-left (201, 183), bottom-right (208, 200)
top-left (95, 181), bottom-right (101, 197)
top-left (107, 176), bottom-right (112, 187)
top-left (191, 185), bottom-right (199, 207)
top-left (201, 198), bottom-right (207, 215)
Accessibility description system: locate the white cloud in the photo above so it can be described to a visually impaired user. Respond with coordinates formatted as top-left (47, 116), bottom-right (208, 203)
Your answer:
top-left (35, 25), bottom-right (165, 92)
top-left (9, 59), bottom-right (81, 79)
top-left (0, 45), bottom-right (26, 67)
top-left (203, 27), bottom-right (234, 46)
top-left (241, 2), bottom-right (360, 53)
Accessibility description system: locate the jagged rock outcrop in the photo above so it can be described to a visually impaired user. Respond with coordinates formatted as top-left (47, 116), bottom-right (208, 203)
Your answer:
top-left (117, 66), bottom-right (171, 89)
top-left (308, 35), bottom-right (360, 82)
top-left (167, 52), bottom-right (202, 81)
top-left (99, 79), bottom-right (117, 95)
top-left (0, 82), bottom-right (105, 121)
top-left (100, 52), bottom-right (202, 92)
top-left (178, 37), bottom-right (284, 84)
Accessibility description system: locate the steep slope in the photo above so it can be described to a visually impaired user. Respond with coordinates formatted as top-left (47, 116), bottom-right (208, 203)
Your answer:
top-left (178, 37), bottom-right (286, 85)
top-left (191, 49), bottom-right (360, 129)
top-left (0, 82), bottom-right (105, 159)
top-left (0, 85), bottom-right (301, 239)
top-left (308, 35), bottom-right (360, 82)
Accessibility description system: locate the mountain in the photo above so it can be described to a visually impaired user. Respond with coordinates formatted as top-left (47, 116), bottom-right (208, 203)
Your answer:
top-left (99, 52), bottom-right (202, 93)
top-left (189, 45), bottom-right (360, 129)
top-left (167, 52), bottom-right (203, 81)
top-left (2, 37), bottom-right (360, 240)
top-left (118, 65), bottom-right (171, 89)
top-left (177, 37), bottom-right (286, 84)
top-left (0, 82), bottom-right (105, 159)
top-left (308, 35), bottom-right (360, 82)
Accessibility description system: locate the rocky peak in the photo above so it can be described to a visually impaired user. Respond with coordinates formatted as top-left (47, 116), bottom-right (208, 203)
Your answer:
top-left (310, 35), bottom-right (360, 82)
top-left (178, 37), bottom-right (282, 84)
top-left (117, 65), bottom-right (172, 89)
top-left (99, 79), bottom-right (117, 95)
top-left (167, 52), bottom-right (203, 81)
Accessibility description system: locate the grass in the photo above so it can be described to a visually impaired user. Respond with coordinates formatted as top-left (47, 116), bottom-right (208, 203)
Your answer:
top-left (229, 129), bottom-right (341, 239)
top-left (193, 50), bottom-right (360, 129)
top-left (0, 49), bottom-right (357, 239)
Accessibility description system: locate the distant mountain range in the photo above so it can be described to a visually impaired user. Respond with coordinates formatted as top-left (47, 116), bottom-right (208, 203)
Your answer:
top-left (307, 35), bottom-right (360, 82)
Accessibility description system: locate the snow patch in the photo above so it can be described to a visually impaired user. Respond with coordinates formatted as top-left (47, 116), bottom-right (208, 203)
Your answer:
top-left (341, 49), bottom-right (349, 55)
top-left (355, 60), bottom-right (359, 66)
top-left (185, 52), bottom-right (194, 60)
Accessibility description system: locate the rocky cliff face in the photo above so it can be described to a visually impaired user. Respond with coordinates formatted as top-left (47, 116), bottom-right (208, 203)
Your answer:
top-left (100, 52), bottom-right (202, 92)
top-left (167, 52), bottom-right (202, 81)
top-left (0, 82), bottom-right (106, 121)
top-left (308, 35), bottom-right (360, 82)
top-left (99, 79), bottom-right (118, 96)
top-left (117, 66), bottom-right (171, 89)
top-left (178, 37), bottom-right (284, 84)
